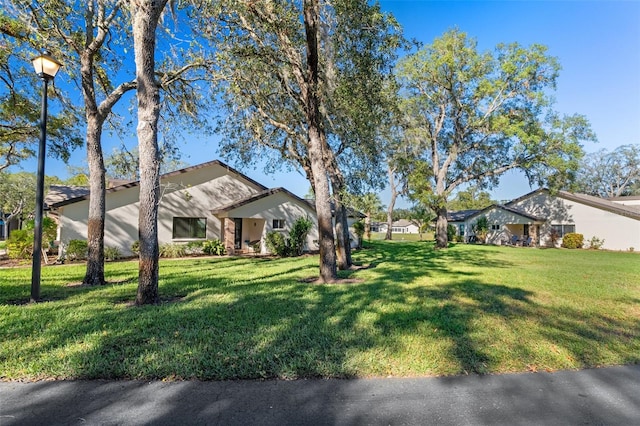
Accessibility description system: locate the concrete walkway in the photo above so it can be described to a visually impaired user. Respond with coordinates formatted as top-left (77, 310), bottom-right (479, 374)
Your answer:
top-left (1, 365), bottom-right (639, 425)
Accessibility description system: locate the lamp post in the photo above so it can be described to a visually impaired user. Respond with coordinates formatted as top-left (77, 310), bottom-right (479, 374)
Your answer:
top-left (30, 51), bottom-right (62, 302)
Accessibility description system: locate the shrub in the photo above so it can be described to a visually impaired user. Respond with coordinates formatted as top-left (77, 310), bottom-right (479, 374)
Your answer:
top-left (185, 241), bottom-right (205, 255)
top-left (447, 224), bottom-right (457, 242)
top-left (159, 243), bottom-right (187, 258)
top-left (202, 239), bottom-right (225, 256)
top-left (588, 236), bottom-right (605, 250)
top-left (548, 228), bottom-right (560, 247)
top-left (289, 216), bottom-right (313, 256)
top-left (455, 235), bottom-right (464, 243)
top-left (561, 233), bottom-right (584, 249)
top-left (131, 240), bottom-right (140, 256)
top-left (472, 217), bottom-right (489, 243)
top-left (66, 239), bottom-right (88, 260)
top-left (104, 246), bottom-right (122, 261)
top-left (26, 217), bottom-right (57, 244)
top-left (264, 217), bottom-right (313, 257)
top-left (265, 231), bottom-right (289, 257)
top-left (353, 221), bottom-right (365, 247)
top-left (7, 229), bottom-right (32, 259)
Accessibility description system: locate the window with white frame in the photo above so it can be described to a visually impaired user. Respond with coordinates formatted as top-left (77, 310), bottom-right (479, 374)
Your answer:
top-left (272, 219), bottom-right (285, 229)
top-left (491, 224), bottom-right (500, 231)
top-left (173, 217), bottom-right (206, 239)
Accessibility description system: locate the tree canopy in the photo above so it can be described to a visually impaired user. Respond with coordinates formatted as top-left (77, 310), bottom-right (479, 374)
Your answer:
top-left (397, 29), bottom-right (596, 248)
top-left (574, 144), bottom-right (640, 198)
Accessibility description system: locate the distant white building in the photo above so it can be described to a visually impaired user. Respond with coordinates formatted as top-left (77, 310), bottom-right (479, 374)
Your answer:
top-left (371, 219), bottom-right (420, 234)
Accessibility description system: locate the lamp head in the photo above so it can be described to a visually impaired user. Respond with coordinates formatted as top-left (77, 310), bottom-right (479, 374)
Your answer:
top-left (32, 51), bottom-right (62, 80)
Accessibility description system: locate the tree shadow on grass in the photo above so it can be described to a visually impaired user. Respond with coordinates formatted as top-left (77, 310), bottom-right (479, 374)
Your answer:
top-left (2, 241), bottom-right (639, 384)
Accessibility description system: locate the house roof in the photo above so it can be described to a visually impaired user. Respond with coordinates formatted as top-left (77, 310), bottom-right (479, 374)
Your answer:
top-left (47, 160), bottom-right (268, 209)
top-left (447, 209), bottom-right (480, 222)
top-left (508, 188), bottom-right (640, 221)
top-left (608, 195), bottom-right (640, 202)
top-left (392, 219), bottom-right (414, 227)
top-left (556, 190), bottom-right (640, 220)
top-left (44, 185), bottom-right (90, 209)
top-left (466, 204), bottom-right (546, 223)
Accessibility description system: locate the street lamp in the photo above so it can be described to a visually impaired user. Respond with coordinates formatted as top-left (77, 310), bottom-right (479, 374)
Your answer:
top-left (30, 51), bottom-right (62, 302)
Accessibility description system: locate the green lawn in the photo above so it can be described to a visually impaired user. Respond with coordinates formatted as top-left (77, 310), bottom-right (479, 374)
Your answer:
top-left (1, 241), bottom-right (639, 381)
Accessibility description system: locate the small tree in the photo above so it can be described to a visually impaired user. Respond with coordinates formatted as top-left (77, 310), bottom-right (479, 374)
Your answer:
top-left (472, 217), bottom-right (489, 244)
top-left (353, 221), bottom-right (365, 249)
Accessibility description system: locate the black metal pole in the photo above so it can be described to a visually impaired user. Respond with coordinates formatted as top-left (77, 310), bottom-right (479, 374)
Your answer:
top-left (31, 77), bottom-right (48, 303)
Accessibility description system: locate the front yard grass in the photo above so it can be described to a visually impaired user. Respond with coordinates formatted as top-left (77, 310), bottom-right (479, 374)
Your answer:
top-left (1, 241), bottom-right (639, 380)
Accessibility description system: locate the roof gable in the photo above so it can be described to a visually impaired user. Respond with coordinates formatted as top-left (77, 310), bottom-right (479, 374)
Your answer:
top-left (508, 188), bottom-right (640, 221)
top-left (48, 160), bottom-right (268, 208)
top-left (466, 204), bottom-right (545, 222)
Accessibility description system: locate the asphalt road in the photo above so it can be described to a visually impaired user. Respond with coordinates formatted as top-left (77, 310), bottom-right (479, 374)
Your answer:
top-left (1, 365), bottom-right (639, 425)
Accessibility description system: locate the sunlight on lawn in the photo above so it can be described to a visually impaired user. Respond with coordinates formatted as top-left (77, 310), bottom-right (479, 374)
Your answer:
top-left (1, 241), bottom-right (639, 380)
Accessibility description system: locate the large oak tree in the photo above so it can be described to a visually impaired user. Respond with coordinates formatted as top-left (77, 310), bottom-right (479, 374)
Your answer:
top-left (398, 30), bottom-right (596, 248)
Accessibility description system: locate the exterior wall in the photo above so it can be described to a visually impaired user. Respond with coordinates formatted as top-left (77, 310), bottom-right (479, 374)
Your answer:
top-left (465, 208), bottom-right (535, 245)
top-left (57, 163), bottom-right (265, 256)
top-left (223, 191), bottom-right (319, 254)
top-left (511, 192), bottom-right (640, 250)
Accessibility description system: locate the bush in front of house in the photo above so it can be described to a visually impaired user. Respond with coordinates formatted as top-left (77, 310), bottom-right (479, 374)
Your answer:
top-left (561, 233), bottom-right (584, 249)
top-left (66, 239), bottom-right (88, 260)
top-left (7, 230), bottom-right (32, 259)
top-left (104, 246), bottom-right (122, 261)
top-left (265, 217), bottom-right (313, 257)
top-left (265, 231), bottom-right (289, 257)
top-left (131, 240), bottom-right (140, 256)
top-left (185, 241), bottom-right (204, 255)
top-left (471, 216), bottom-right (489, 243)
top-left (447, 224), bottom-right (457, 242)
top-left (202, 239), bottom-right (225, 256)
top-left (159, 243), bottom-right (187, 258)
top-left (588, 236), bottom-right (605, 250)
top-left (353, 221), bottom-right (365, 248)
top-left (289, 216), bottom-right (313, 256)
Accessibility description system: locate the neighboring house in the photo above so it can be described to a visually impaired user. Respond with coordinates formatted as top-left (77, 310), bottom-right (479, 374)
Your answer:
top-left (447, 209), bottom-right (480, 238)
top-left (370, 220), bottom-right (420, 234)
top-left (455, 189), bottom-right (640, 250)
top-left (370, 221), bottom-right (387, 233)
top-left (46, 160), bottom-right (361, 257)
top-left (390, 219), bottom-right (420, 234)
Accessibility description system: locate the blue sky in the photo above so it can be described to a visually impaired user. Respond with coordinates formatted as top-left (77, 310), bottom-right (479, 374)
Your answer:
top-left (21, 0), bottom-right (640, 207)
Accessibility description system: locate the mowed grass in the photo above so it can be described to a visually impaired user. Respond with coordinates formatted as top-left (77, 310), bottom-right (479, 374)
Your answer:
top-left (1, 241), bottom-right (639, 381)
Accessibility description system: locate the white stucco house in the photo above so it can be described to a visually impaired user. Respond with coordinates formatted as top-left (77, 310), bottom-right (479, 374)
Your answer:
top-left (451, 189), bottom-right (640, 251)
top-left (371, 219), bottom-right (420, 234)
top-left (46, 160), bottom-right (361, 256)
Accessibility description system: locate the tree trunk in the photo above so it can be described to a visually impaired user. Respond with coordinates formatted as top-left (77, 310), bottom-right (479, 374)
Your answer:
top-left (131, 0), bottom-right (167, 305)
top-left (82, 119), bottom-right (106, 285)
top-left (304, 0), bottom-right (337, 282)
top-left (328, 163), bottom-right (352, 270)
top-left (385, 166), bottom-right (399, 240)
top-left (435, 205), bottom-right (448, 249)
top-left (365, 214), bottom-right (371, 241)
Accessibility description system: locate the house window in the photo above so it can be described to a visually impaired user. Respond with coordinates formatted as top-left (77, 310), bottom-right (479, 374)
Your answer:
top-left (458, 224), bottom-right (465, 235)
top-left (551, 224), bottom-right (575, 237)
top-left (491, 224), bottom-right (500, 231)
top-left (173, 217), bottom-right (206, 239)
top-left (273, 219), bottom-right (285, 229)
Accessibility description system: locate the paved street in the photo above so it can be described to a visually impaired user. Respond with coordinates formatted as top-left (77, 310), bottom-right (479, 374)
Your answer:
top-left (1, 365), bottom-right (639, 425)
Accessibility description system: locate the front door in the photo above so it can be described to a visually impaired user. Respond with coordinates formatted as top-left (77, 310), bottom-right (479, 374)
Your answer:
top-left (523, 224), bottom-right (530, 237)
top-left (234, 218), bottom-right (243, 249)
